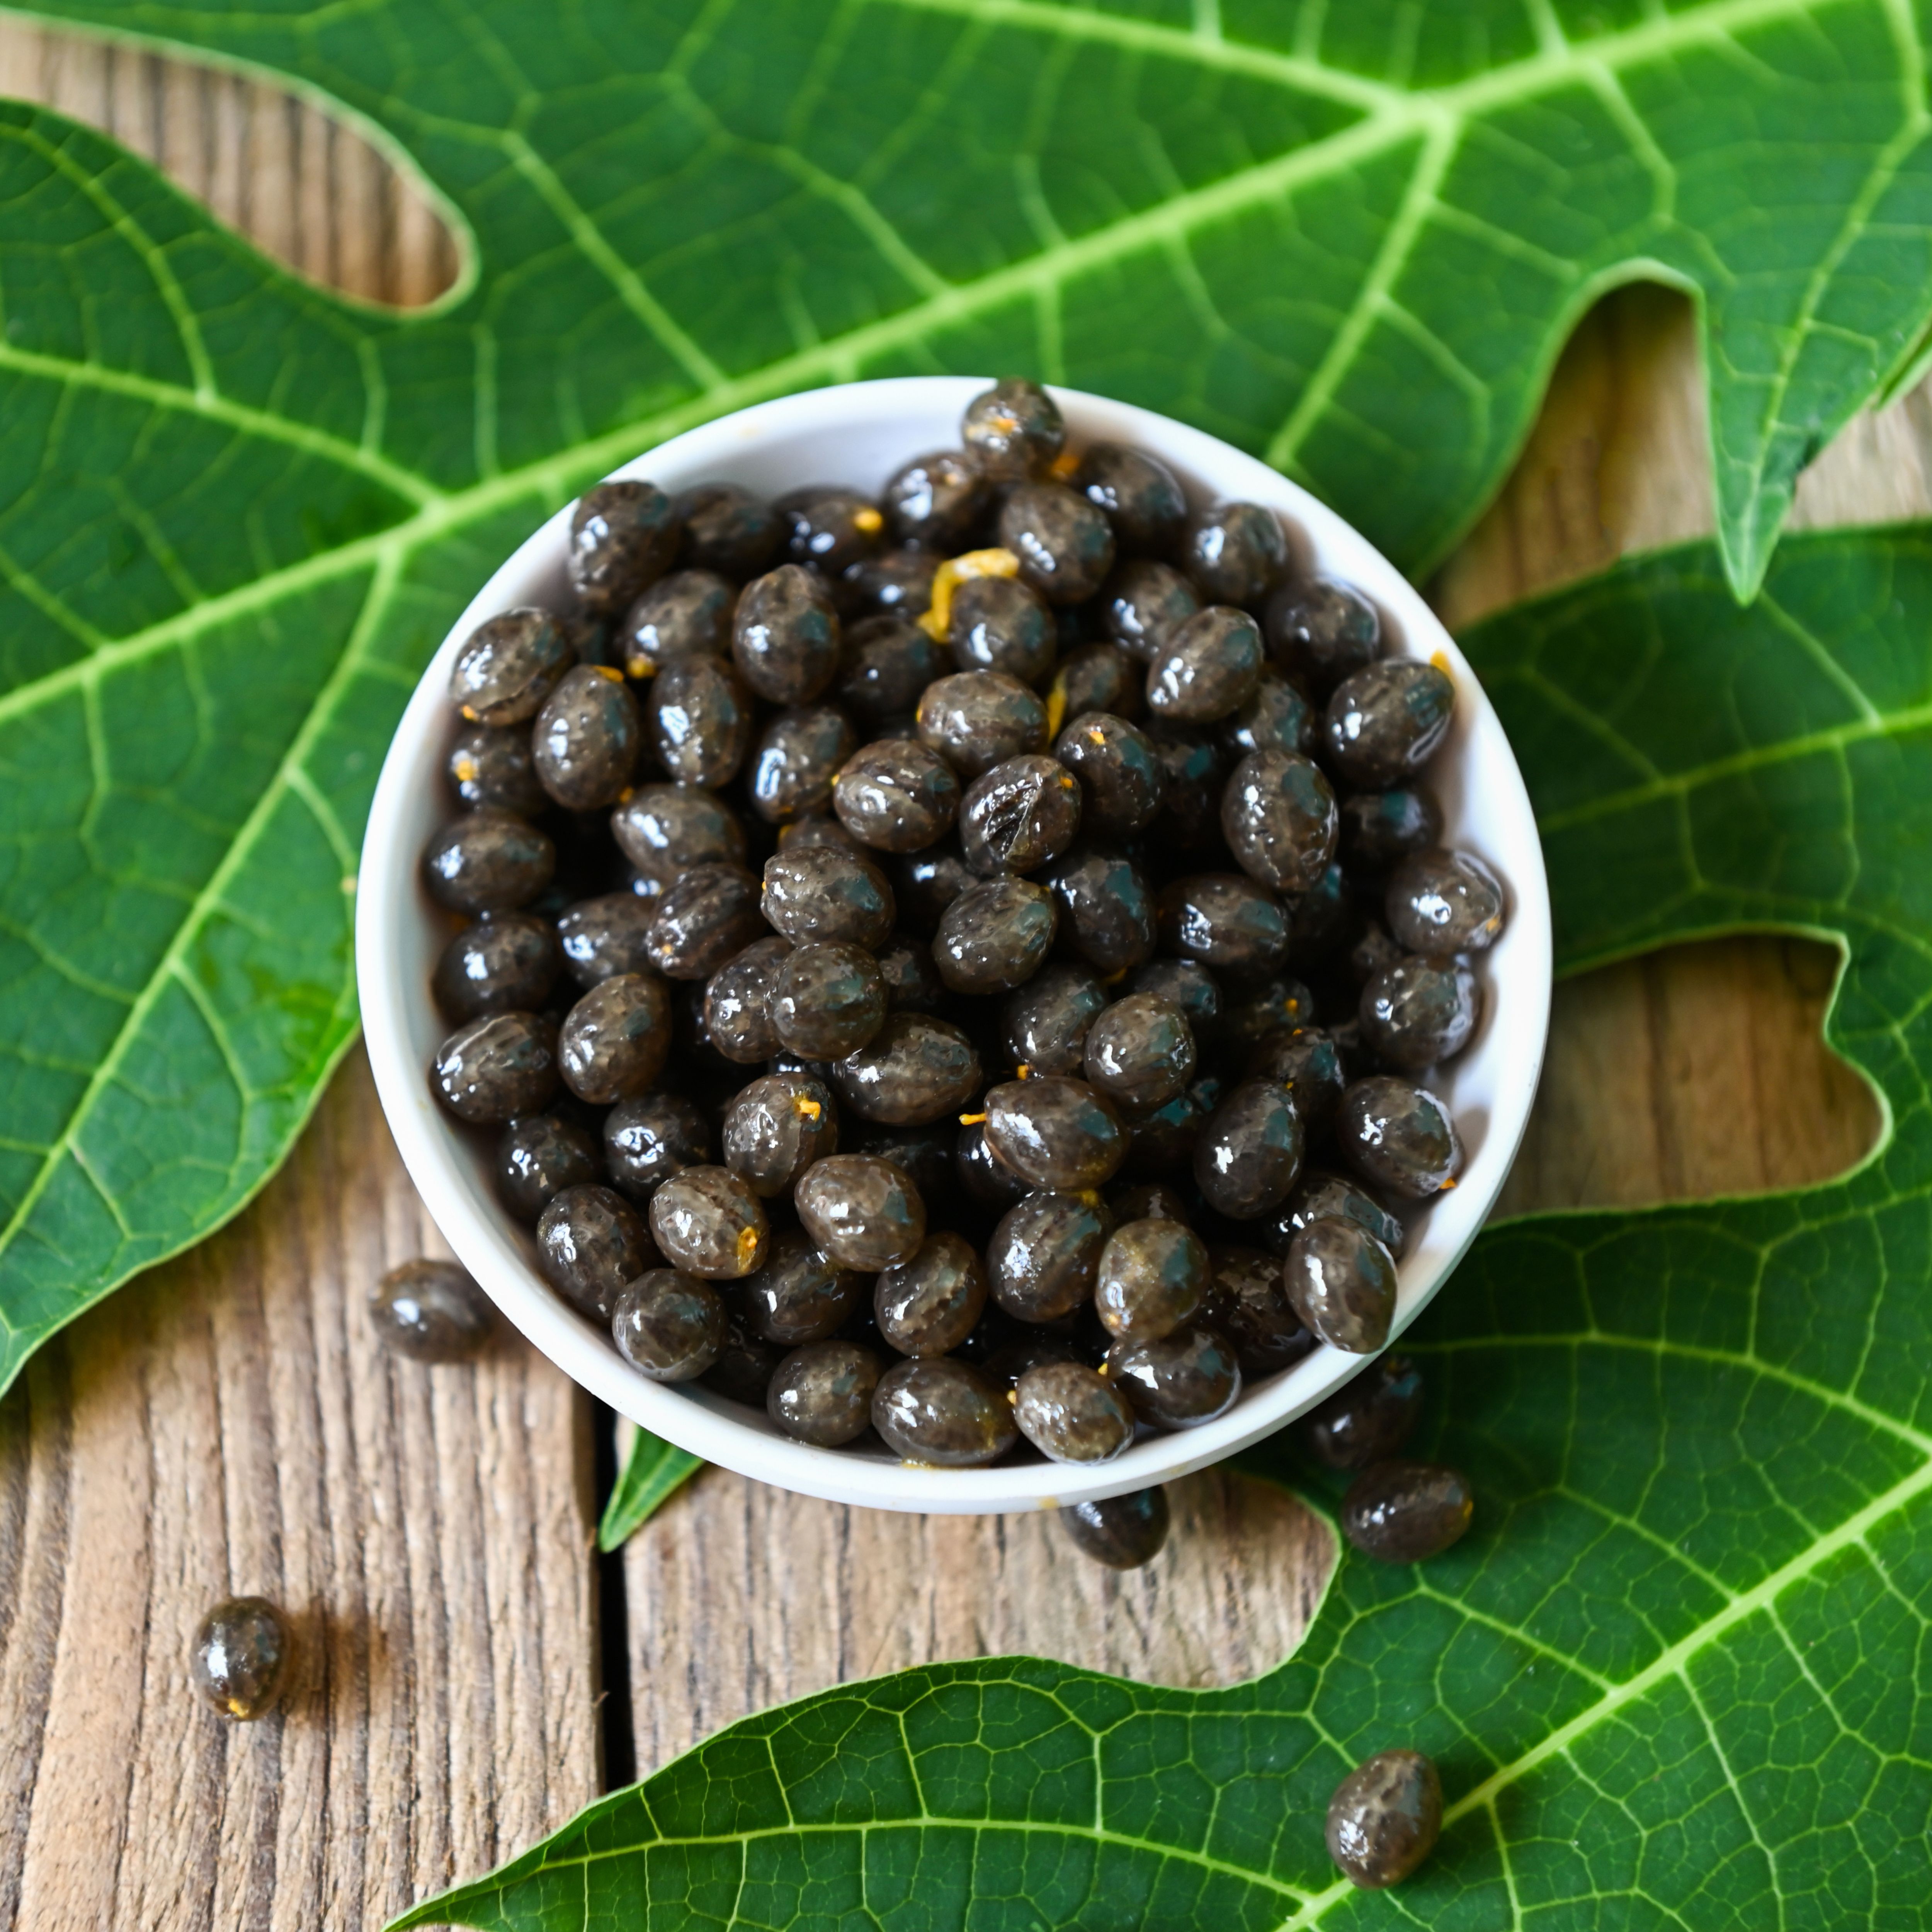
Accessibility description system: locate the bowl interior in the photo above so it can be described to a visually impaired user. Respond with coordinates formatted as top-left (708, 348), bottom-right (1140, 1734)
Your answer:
top-left (356, 377), bottom-right (1552, 1514)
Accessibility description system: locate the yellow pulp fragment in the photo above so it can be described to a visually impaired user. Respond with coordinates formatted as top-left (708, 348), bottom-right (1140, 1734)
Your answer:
top-left (792, 1094), bottom-right (823, 1122)
top-left (1015, 1063), bottom-right (1034, 1080)
top-left (736, 1226), bottom-right (761, 1268)
top-left (1048, 446), bottom-right (1081, 481)
top-left (1086, 725), bottom-right (1107, 744)
top-left (595, 663), bottom-right (625, 683)
top-left (959, 1110), bottom-right (988, 1126)
top-left (854, 506), bottom-right (884, 534)
top-left (451, 756), bottom-right (478, 783)
top-left (626, 656), bottom-right (657, 677)
top-left (1430, 649), bottom-right (1454, 677)
top-left (1044, 678), bottom-right (1067, 740)
top-left (917, 546), bottom-right (1022, 641)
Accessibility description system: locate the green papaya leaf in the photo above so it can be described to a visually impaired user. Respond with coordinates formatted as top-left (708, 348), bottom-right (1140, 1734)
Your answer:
top-left (391, 523), bottom-right (1931, 1930)
top-left (600, 1425), bottom-right (704, 1553)
top-left (3, 0), bottom-right (1931, 1381)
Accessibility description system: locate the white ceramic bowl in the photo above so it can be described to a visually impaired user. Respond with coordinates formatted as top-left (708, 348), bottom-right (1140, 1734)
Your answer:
top-left (357, 377), bottom-right (1551, 1514)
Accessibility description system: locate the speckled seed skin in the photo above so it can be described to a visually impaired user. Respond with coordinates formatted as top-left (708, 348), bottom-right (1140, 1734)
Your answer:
top-left (611, 1270), bottom-right (728, 1382)
top-left (767, 1341), bottom-right (882, 1446)
top-left (1194, 1078), bottom-right (1305, 1219)
top-left (1075, 443), bottom-right (1187, 553)
top-left (956, 1121), bottom-right (1032, 1213)
top-left (1105, 1323), bottom-right (1242, 1430)
top-left (612, 782), bottom-right (748, 884)
top-left (648, 1165), bottom-right (770, 1279)
top-left (1014, 1362), bottom-right (1136, 1463)
top-left (779, 486), bottom-right (884, 576)
top-left (1265, 579), bottom-right (1382, 694)
top-left (1002, 964), bottom-right (1107, 1076)
top-left (1221, 748), bottom-right (1339, 894)
top-left (556, 893), bottom-right (657, 988)
top-left (959, 755), bottom-right (1083, 876)
top-left (1083, 993), bottom-right (1196, 1113)
top-left (1053, 713), bottom-right (1163, 840)
top-left (832, 738), bottom-right (961, 853)
top-left (795, 1154), bottom-right (927, 1269)
top-left (447, 721), bottom-right (547, 814)
top-left (986, 1190), bottom-right (1112, 1321)
top-left (891, 845), bottom-right (976, 937)
top-left (884, 448), bottom-right (989, 549)
top-left (1342, 1461), bottom-right (1474, 1562)
top-left (569, 480), bottom-right (678, 616)
top-left (645, 864), bottom-right (766, 979)
top-left (998, 482), bottom-right (1115, 605)
top-left (369, 1260), bottom-right (492, 1362)
top-left (604, 1091), bottom-right (712, 1204)
top-left (675, 481), bottom-right (782, 579)
top-left (1324, 660), bottom-right (1454, 788)
top-left (949, 573), bottom-right (1056, 682)
top-left (733, 563), bottom-right (842, 704)
top-left (915, 671), bottom-right (1050, 779)
top-left (1340, 788), bottom-right (1442, 874)
top-left (557, 973), bottom-right (672, 1104)
top-left (190, 1597), bottom-right (291, 1720)
top-left (1360, 957), bottom-right (1480, 1070)
top-left (1059, 1487), bottom-right (1170, 1568)
top-left (432, 913), bottom-right (560, 1022)
top-left (1042, 847), bottom-right (1158, 975)
top-left (832, 1014), bottom-right (981, 1125)
top-left (749, 705), bottom-right (861, 825)
top-left (1256, 1027), bottom-right (1347, 1133)
top-left (770, 942), bottom-right (888, 1060)
top-left (932, 876), bottom-right (1058, 994)
top-left (983, 1077), bottom-right (1127, 1191)
top-left (532, 664), bottom-right (642, 810)
top-left (872, 1357), bottom-right (1017, 1465)
top-left (838, 615), bottom-right (945, 724)
top-left (536, 1184), bottom-right (652, 1320)
top-left (1181, 501), bottom-right (1289, 608)
top-left (873, 932), bottom-right (949, 1015)
top-left (762, 845), bottom-right (897, 948)
top-left (740, 1228), bottom-right (862, 1345)
top-left (721, 1071), bottom-right (839, 1197)
top-left (1206, 1245), bottom-right (1313, 1378)
top-left (1095, 1218), bottom-right (1209, 1344)
top-left (1299, 1355), bottom-right (1424, 1469)
top-left (450, 608), bottom-right (574, 725)
top-left (1147, 607), bottom-right (1263, 722)
top-left (423, 811), bottom-right (555, 915)
top-left (1098, 559), bottom-right (1199, 662)
top-left (874, 1232), bottom-right (987, 1356)
top-left (849, 546), bottom-right (938, 619)
top-left (1050, 644), bottom-right (1142, 724)
top-left (1326, 1749), bottom-right (1442, 1888)
top-left (1337, 1077), bottom-right (1463, 1199)
top-left (1386, 846), bottom-right (1507, 956)
top-left (649, 655), bottom-right (753, 787)
top-left (620, 568), bottom-right (735, 677)
top-left (497, 1113), bottom-right (602, 1222)
top-left (961, 378), bottom-right (1065, 481)
top-left (1273, 1169), bottom-right (1408, 1259)
top-left (1155, 873), bottom-right (1289, 978)
top-left (1285, 1214), bottom-right (1399, 1354)
top-left (702, 936), bottom-right (793, 1062)
top-left (1220, 669), bottom-right (1316, 761)
top-left (431, 1011), bottom-right (559, 1123)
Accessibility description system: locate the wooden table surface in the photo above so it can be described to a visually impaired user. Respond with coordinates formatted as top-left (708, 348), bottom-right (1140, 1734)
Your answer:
top-left (0, 23), bottom-right (1903, 1929)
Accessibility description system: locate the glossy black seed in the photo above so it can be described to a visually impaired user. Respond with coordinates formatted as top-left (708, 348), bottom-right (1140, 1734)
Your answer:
top-left (916, 670), bottom-right (1050, 779)
top-left (1107, 1180), bottom-right (1191, 1225)
top-left (1106, 1322), bottom-right (1241, 1429)
top-left (949, 573), bottom-right (1056, 681)
top-left (537, 1184), bottom-right (651, 1320)
top-left (1194, 1078), bottom-right (1305, 1218)
top-left (1386, 847), bottom-right (1507, 956)
top-left (1123, 1080), bottom-right (1212, 1179)
top-left (998, 482), bottom-right (1115, 605)
top-left (1327, 1749), bottom-right (1442, 1888)
top-left (675, 481), bottom-right (782, 580)
top-left (1157, 873), bottom-right (1289, 978)
top-left (767, 1339), bottom-right (883, 1444)
top-left (532, 664), bottom-right (642, 810)
top-left (1325, 660), bottom-right (1454, 787)
top-left (1221, 749), bottom-right (1339, 894)
top-left (760, 845), bottom-right (894, 948)
top-left (892, 844), bottom-right (976, 937)
top-left (1181, 501), bottom-right (1288, 607)
top-left (550, 892), bottom-right (650, 988)
top-left (731, 563), bottom-right (842, 705)
top-left (1049, 643), bottom-right (1142, 724)
top-left (1266, 579), bottom-right (1382, 694)
top-left (740, 1226), bottom-right (861, 1344)
top-left (432, 912), bottom-right (560, 1022)
top-left (833, 737), bottom-right (961, 853)
top-left (1127, 958), bottom-right (1221, 1041)
top-left (612, 1269), bottom-right (727, 1382)
top-left (1257, 1027), bottom-right (1347, 1134)
top-left (649, 1164), bottom-right (769, 1279)
top-left (1097, 559), bottom-right (1200, 662)
top-left (885, 448), bottom-right (990, 549)
top-left (424, 810), bottom-right (555, 915)
top-left (961, 378), bottom-right (1065, 481)
top-left (649, 654), bottom-right (753, 787)
top-left (779, 486), bottom-right (884, 577)
top-left (1042, 845), bottom-right (1157, 974)
top-left (750, 704), bottom-right (860, 825)
top-left (1144, 721), bottom-right (1226, 844)
top-left (833, 1014), bottom-right (981, 1126)
top-left (702, 936), bottom-right (792, 1063)
top-left (1002, 963), bottom-right (1107, 1077)
top-left (1344, 1460), bottom-right (1473, 1562)
top-left (1084, 993), bottom-right (1196, 1113)
top-left (1271, 1168), bottom-right (1407, 1261)
top-left (497, 1112), bottom-right (602, 1222)
top-left (958, 754), bottom-right (1083, 876)
top-left (451, 608), bottom-right (575, 725)
top-left (981, 1326), bottom-right (1079, 1389)
top-left (957, 1119), bottom-right (1032, 1213)
top-left (721, 1070), bottom-right (839, 1197)
top-left (1014, 1361), bottom-right (1136, 1463)
top-left (987, 1189), bottom-right (1111, 1321)
top-left (557, 973), bottom-right (672, 1104)
top-left (854, 1122), bottom-right (957, 1212)
top-left (645, 863), bottom-right (765, 979)
top-left (796, 1153), bottom-right (926, 1268)
top-left (933, 876), bottom-right (1057, 995)
top-left (1337, 1076), bottom-right (1462, 1199)
top-left (874, 1231), bottom-right (986, 1356)
top-left (570, 480), bottom-right (678, 615)
top-left (612, 782), bottom-right (747, 884)
top-left (191, 1596), bottom-right (290, 1721)
top-left (1053, 712), bottom-right (1163, 842)
top-left (984, 1076), bottom-right (1127, 1192)
top-left (1360, 957), bottom-right (1479, 1069)
top-left (1095, 1217), bottom-right (1208, 1344)
top-left (1300, 1355), bottom-right (1423, 1470)
top-left (1285, 1214), bottom-right (1399, 1353)
top-left (843, 547), bottom-right (936, 619)
top-left (704, 1295), bottom-right (786, 1406)
top-left (1340, 789), bottom-right (1442, 875)
top-left (1060, 1487), bottom-right (1170, 1567)
top-left (1075, 442), bottom-right (1187, 553)
top-left (369, 1259), bottom-right (492, 1362)
top-left (1219, 668), bottom-right (1316, 761)
top-left (1217, 976), bottom-right (1318, 1065)
top-left (874, 1355), bottom-right (1018, 1465)
top-left (431, 1011), bottom-right (559, 1123)
top-left (1205, 1245), bottom-right (1313, 1378)
top-left (763, 942), bottom-right (885, 1062)
top-left (873, 930), bottom-right (949, 1014)
top-left (837, 614), bottom-right (946, 724)
top-left (447, 721), bottom-right (547, 815)
top-left (618, 568), bottom-right (735, 677)
top-left (603, 1090), bottom-right (712, 1204)
top-left (1148, 606), bottom-right (1263, 723)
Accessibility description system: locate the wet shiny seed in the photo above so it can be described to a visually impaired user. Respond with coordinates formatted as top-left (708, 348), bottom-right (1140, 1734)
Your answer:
top-left (987, 1189), bottom-right (1112, 1321)
top-left (1053, 712), bottom-right (1163, 841)
top-left (569, 480), bottom-right (677, 616)
top-left (1324, 660), bottom-right (1454, 789)
top-left (1194, 1078), bottom-right (1305, 1219)
top-left (646, 864), bottom-right (766, 979)
top-left (191, 1596), bottom-right (291, 1721)
top-left (447, 720), bottom-right (546, 814)
top-left (1299, 1355), bottom-right (1423, 1470)
top-left (740, 1227), bottom-right (862, 1345)
top-left (702, 935), bottom-right (793, 1063)
top-left (1340, 787), bottom-right (1442, 874)
top-left (1083, 993), bottom-right (1196, 1113)
top-left (649, 655), bottom-right (753, 787)
top-left (872, 1356), bottom-right (1017, 1465)
top-left (1386, 845), bottom-right (1507, 956)
top-left (768, 1340), bottom-right (882, 1446)
top-left (603, 1091), bottom-right (712, 1204)
top-left (916, 670), bottom-right (1050, 779)
top-left (612, 1269), bottom-right (728, 1382)
top-left (959, 753), bottom-right (1083, 875)
top-left (450, 607), bottom-right (573, 725)
top-left (533, 663), bottom-right (641, 810)
top-left (1095, 1217), bottom-right (1208, 1344)
top-left (1155, 872), bottom-right (1289, 978)
top-left (762, 844), bottom-right (896, 948)
top-left (796, 1153), bottom-right (926, 1269)
top-left (949, 572), bottom-right (1056, 682)
top-left (771, 942), bottom-right (888, 1060)
top-left (1284, 1214), bottom-right (1399, 1354)
top-left (620, 568), bottom-right (735, 676)
top-left (1014, 1361), bottom-right (1136, 1463)
top-left (932, 875), bottom-right (1058, 995)
top-left (733, 563), bottom-right (842, 704)
top-left (1337, 1076), bottom-right (1463, 1199)
top-left (1105, 1322), bottom-right (1242, 1430)
top-left (497, 1112), bottom-right (603, 1222)
top-left (832, 737), bottom-right (961, 853)
top-left (984, 1076), bottom-right (1127, 1192)
top-left (536, 1183), bottom-right (651, 1320)
top-left (1059, 1486), bottom-right (1170, 1567)
top-left (675, 481), bottom-right (782, 579)
top-left (1221, 748), bottom-right (1338, 894)
top-left (558, 973), bottom-right (672, 1104)
top-left (432, 912), bottom-right (560, 1022)
top-left (423, 810), bottom-right (555, 915)
top-left (721, 1071), bottom-right (840, 1197)
top-left (648, 1165), bottom-right (769, 1279)
top-left (832, 1013), bottom-right (981, 1126)
top-left (874, 1231), bottom-right (987, 1357)
top-left (1265, 578), bottom-right (1382, 694)
top-left (1342, 1460), bottom-right (1473, 1562)
top-left (1359, 957), bottom-right (1480, 1069)
top-left (1205, 1245), bottom-right (1313, 1378)
top-left (369, 1259), bottom-right (492, 1362)
top-left (1041, 845), bottom-right (1157, 975)
top-left (431, 1011), bottom-right (559, 1123)
top-left (1326, 1748), bottom-right (1442, 1888)
top-left (1075, 442), bottom-right (1187, 553)
top-left (749, 704), bottom-right (860, 825)
top-left (961, 378), bottom-right (1065, 481)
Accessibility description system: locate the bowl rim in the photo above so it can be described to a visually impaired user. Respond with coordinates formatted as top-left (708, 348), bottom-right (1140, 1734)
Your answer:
top-left (355, 375), bottom-right (1553, 1515)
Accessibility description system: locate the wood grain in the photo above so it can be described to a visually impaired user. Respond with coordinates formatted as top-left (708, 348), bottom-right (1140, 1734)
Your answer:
top-left (0, 15), bottom-right (1912, 1918)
